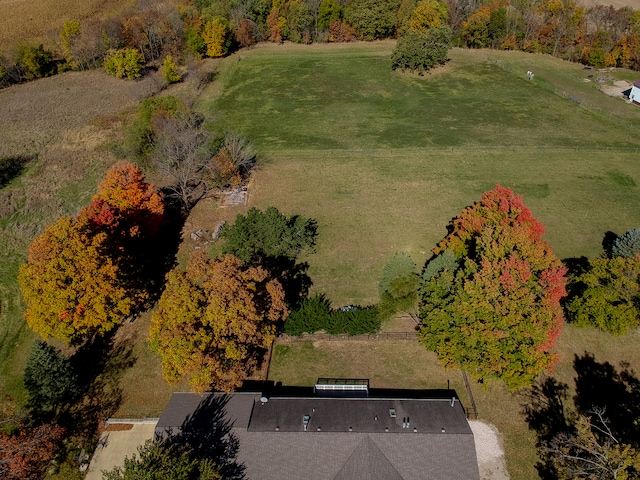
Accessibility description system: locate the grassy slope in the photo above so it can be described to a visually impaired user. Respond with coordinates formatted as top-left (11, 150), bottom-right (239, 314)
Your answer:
top-left (190, 43), bottom-right (640, 479)
top-left (0, 70), bottom-right (161, 404)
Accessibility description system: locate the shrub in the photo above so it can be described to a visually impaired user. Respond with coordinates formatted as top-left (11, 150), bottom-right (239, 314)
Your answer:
top-left (284, 295), bottom-right (381, 336)
top-left (161, 55), bottom-right (182, 84)
top-left (284, 295), bottom-right (332, 336)
top-left (328, 306), bottom-right (381, 335)
top-left (392, 26), bottom-right (451, 74)
top-left (379, 253), bottom-right (416, 296)
top-left (422, 249), bottom-right (458, 282)
top-left (611, 228), bottom-right (640, 259)
top-left (566, 256), bottom-right (640, 335)
top-left (126, 96), bottom-right (185, 159)
top-left (16, 44), bottom-right (55, 80)
top-left (103, 48), bottom-right (144, 79)
top-left (378, 253), bottom-right (420, 318)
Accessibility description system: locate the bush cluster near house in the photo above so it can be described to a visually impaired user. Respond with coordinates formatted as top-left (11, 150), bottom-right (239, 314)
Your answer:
top-left (150, 207), bottom-right (318, 393)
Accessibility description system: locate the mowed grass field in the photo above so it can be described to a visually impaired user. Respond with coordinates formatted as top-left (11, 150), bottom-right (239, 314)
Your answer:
top-left (191, 42), bottom-right (640, 479)
top-left (199, 42), bottom-right (640, 305)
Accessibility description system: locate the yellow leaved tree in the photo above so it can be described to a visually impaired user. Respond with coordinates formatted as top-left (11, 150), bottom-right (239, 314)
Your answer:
top-left (149, 253), bottom-right (287, 393)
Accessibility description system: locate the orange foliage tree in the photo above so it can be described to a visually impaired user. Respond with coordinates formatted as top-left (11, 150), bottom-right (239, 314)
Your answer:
top-left (149, 253), bottom-right (287, 393)
top-left (0, 422), bottom-right (65, 479)
top-left (19, 162), bottom-right (164, 344)
top-left (419, 185), bottom-right (567, 389)
top-left (18, 216), bottom-right (136, 343)
top-left (82, 160), bottom-right (165, 239)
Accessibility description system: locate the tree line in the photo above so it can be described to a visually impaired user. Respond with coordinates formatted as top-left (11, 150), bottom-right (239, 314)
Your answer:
top-left (2, 0), bottom-right (640, 88)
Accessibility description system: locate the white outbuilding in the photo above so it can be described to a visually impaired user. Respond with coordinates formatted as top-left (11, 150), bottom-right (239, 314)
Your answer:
top-left (630, 80), bottom-right (640, 105)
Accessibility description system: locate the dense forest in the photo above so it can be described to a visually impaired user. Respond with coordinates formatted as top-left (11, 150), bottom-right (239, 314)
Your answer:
top-left (1, 0), bottom-right (639, 88)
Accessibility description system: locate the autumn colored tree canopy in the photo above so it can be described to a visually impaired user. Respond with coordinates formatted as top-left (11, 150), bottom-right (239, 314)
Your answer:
top-left (149, 253), bottom-right (287, 393)
top-left (418, 185), bottom-right (567, 389)
top-left (0, 422), bottom-right (65, 479)
top-left (18, 162), bottom-right (165, 344)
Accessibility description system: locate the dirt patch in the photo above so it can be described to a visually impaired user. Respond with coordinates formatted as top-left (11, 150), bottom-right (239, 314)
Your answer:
top-left (104, 423), bottom-right (133, 432)
top-left (600, 80), bottom-right (631, 99)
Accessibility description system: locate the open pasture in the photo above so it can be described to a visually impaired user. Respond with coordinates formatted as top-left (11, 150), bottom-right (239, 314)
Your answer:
top-left (201, 42), bottom-right (640, 305)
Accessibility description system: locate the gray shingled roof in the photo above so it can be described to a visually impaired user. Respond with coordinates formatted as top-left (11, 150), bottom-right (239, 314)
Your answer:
top-left (156, 391), bottom-right (480, 480)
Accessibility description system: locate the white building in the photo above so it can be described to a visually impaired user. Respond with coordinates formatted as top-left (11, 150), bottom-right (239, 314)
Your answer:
top-left (630, 80), bottom-right (640, 105)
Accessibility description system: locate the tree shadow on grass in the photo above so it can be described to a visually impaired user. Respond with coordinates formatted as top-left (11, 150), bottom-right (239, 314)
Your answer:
top-left (573, 352), bottom-right (640, 446)
top-left (261, 256), bottom-right (313, 311)
top-left (523, 352), bottom-right (640, 479)
top-left (521, 376), bottom-right (574, 479)
top-left (0, 155), bottom-right (34, 188)
top-left (173, 395), bottom-right (245, 479)
top-left (134, 195), bottom-right (187, 310)
top-left (65, 333), bottom-right (136, 438)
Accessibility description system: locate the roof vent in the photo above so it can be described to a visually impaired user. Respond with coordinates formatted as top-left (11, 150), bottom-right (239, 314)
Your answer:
top-left (317, 427), bottom-right (321, 432)
top-left (441, 427), bottom-right (446, 433)
top-left (413, 428), bottom-right (418, 433)
top-left (384, 427), bottom-right (389, 432)
top-left (389, 408), bottom-right (396, 418)
top-left (260, 396), bottom-right (269, 404)
top-left (303, 415), bottom-right (310, 432)
top-left (275, 426), bottom-right (280, 431)
top-left (349, 427), bottom-right (353, 432)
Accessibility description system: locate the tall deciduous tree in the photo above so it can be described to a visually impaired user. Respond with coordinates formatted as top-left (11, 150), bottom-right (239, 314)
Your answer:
top-left (391, 25), bottom-right (451, 74)
top-left (151, 112), bottom-right (213, 210)
top-left (18, 216), bottom-right (135, 344)
top-left (19, 162), bottom-right (164, 344)
top-left (83, 161), bottom-right (165, 239)
top-left (149, 253), bottom-right (287, 393)
top-left (540, 408), bottom-right (640, 480)
top-left (418, 185), bottom-right (567, 389)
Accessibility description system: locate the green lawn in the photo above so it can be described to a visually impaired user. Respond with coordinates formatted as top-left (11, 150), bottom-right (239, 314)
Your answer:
top-left (190, 42), bottom-right (640, 480)
top-left (198, 42), bottom-right (640, 305)
top-left (268, 325), bottom-right (640, 480)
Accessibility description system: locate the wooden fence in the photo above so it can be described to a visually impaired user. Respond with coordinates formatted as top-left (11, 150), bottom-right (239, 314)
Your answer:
top-left (277, 331), bottom-right (418, 343)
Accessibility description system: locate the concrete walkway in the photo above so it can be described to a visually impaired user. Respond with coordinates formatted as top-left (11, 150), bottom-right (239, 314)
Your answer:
top-left (85, 420), bottom-right (158, 479)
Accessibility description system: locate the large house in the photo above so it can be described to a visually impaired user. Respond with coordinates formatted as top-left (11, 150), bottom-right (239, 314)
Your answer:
top-left (156, 379), bottom-right (481, 480)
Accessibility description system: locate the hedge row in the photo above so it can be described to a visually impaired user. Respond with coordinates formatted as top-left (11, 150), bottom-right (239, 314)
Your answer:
top-left (284, 295), bottom-right (381, 336)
